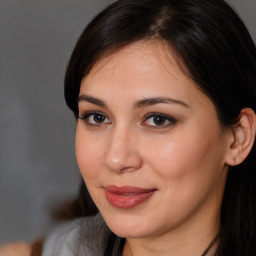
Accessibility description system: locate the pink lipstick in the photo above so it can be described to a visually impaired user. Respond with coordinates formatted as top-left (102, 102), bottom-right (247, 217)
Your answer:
top-left (104, 185), bottom-right (156, 209)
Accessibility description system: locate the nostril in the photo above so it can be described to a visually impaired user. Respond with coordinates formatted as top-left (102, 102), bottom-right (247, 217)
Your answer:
top-left (119, 166), bottom-right (134, 172)
top-left (103, 151), bottom-right (143, 173)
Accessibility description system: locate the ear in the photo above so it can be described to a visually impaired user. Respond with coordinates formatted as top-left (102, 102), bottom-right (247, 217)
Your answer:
top-left (225, 108), bottom-right (256, 166)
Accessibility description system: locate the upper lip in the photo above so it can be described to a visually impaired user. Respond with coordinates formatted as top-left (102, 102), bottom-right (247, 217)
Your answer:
top-left (104, 185), bottom-right (157, 194)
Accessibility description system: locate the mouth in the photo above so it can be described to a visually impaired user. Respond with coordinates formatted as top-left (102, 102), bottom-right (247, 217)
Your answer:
top-left (104, 185), bottom-right (157, 209)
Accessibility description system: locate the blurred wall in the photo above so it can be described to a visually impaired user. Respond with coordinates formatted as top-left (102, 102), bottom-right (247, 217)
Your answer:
top-left (0, 0), bottom-right (113, 243)
top-left (0, 0), bottom-right (255, 244)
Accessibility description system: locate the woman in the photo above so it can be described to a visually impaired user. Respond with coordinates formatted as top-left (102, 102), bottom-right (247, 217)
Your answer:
top-left (41, 0), bottom-right (256, 255)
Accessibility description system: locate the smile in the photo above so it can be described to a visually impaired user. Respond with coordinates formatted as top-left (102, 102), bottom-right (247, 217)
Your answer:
top-left (104, 185), bottom-right (157, 209)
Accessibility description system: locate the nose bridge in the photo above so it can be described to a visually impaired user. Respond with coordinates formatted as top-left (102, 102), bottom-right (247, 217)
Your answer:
top-left (104, 124), bottom-right (142, 172)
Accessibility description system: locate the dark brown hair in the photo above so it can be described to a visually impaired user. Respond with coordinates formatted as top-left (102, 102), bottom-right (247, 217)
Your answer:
top-left (64, 0), bottom-right (256, 255)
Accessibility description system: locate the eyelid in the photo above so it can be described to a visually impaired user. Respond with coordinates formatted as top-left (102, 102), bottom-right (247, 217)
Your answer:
top-left (78, 111), bottom-right (111, 126)
top-left (142, 112), bottom-right (177, 128)
top-left (78, 110), bottom-right (176, 129)
top-left (78, 110), bottom-right (108, 119)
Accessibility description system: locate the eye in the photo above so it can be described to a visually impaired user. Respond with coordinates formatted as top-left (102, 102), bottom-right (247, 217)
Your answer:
top-left (78, 112), bottom-right (111, 126)
top-left (142, 113), bottom-right (177, 128)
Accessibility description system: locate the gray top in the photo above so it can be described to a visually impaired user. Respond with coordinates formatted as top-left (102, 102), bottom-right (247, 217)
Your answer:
top-left (42, 215), bottom-right (106, 256)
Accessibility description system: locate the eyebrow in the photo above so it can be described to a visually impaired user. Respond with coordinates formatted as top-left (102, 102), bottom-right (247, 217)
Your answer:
top-left (78, 95), bottom-right (106, 107)
top-left (134, 97), bottom-right (189, 108)
top-left (78, 94), bottom-right (189, 109)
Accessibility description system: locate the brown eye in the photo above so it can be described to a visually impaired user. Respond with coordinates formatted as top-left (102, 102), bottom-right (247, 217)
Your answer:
top-left (78, 112), bottom-right (111, 126)
top-left (152, 116), bottom-right (166, 126)
top-left (142, 113), bottom-right (177, 128)
top-left (93, 114), bottom-right (106, 123)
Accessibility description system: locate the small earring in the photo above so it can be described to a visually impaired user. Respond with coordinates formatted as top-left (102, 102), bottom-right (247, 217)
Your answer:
top-left (233, 155), bottom-right (237, 160)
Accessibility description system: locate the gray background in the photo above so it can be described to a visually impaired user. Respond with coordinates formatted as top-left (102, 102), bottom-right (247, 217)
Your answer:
top-left (0, 0), bottom-right (255, 244)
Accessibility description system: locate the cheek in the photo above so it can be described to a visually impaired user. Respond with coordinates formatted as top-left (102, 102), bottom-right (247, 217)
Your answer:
top-left (145, 139), bottom-right (195, 180)
top-left (75, 127), bottom-right (104, 180)
top-left (145, 124), bottom-right (222, 181)
top-left (143, 128), bottom-right (226, 220)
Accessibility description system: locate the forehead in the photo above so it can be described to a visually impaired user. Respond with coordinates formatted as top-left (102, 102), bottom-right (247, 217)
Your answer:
top-left (80, 41), bottom-right (217, 115)
top-left (85, 41), bottom-right (186, 83)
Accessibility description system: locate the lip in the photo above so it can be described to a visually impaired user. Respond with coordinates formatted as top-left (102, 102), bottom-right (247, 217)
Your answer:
top-left (104, 185), bottom-right (157, 209)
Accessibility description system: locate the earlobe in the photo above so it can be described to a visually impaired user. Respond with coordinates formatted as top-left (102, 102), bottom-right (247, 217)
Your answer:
top-left (225, 108), bottom-right (256, 166)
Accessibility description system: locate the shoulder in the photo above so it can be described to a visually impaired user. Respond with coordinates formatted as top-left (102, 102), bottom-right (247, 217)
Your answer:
top-left (42, 218), bottom-right (82, 256)
top-left (42, 214), bottom-right (105, 256)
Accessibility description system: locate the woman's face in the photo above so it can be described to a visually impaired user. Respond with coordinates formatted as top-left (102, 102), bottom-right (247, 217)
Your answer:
top-left (76, 42), bottom-right (231, 239)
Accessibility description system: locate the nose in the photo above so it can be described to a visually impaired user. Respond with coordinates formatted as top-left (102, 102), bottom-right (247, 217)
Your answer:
top-left (103, 126), bottom-right (143, 173)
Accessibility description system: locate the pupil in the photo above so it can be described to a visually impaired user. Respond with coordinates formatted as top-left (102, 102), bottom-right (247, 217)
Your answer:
top-left (94, 114), bottom-right (105, 123)
top-left (153, 116), bottom-right (165, 125)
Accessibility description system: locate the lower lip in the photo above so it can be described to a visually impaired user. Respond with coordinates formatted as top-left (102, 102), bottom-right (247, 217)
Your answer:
top-left (105, 190), bottom-right (156, 209)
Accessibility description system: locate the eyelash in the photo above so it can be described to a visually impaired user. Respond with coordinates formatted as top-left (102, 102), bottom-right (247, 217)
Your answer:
top-left (142, 112), bottom-right (177, 128)
top-left (78, 111), bottom-right (177, 128)
top-left (78, 112), bottom-right (111, 127)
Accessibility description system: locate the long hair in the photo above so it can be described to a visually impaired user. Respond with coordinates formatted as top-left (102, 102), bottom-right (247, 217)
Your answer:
top-left (64, 0), bottom-right (256, 255)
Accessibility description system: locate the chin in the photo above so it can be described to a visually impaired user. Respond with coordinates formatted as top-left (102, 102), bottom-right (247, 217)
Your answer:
top-left (102, 213), bottom-right (155, 238)
top-left (110, 226), bottom-right (149, 239)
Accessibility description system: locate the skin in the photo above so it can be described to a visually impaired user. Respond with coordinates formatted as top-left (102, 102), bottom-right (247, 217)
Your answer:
top-left (76, 41), bottom-right (233, 256)
top-left (0, 242), bottom-right (31, 256)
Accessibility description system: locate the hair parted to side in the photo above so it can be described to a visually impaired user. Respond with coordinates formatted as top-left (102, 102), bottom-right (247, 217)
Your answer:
top-left (64, 0), bottom-right (256, 255)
